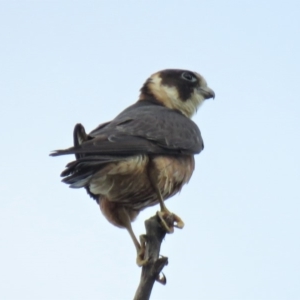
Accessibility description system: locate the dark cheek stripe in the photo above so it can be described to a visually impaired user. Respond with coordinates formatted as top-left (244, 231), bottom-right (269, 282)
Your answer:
top-left (177, 84), bottom-right (193, 101)
top-left (160, 71), bottom-right (195, 102)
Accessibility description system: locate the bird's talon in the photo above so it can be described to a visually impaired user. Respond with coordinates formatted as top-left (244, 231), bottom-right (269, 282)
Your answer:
top-left (157, 211), bottom-right (184, 233)
top-left (136, 247), bottom-right (148, 266)
top-left (136, 234), bottom-right (148, 266)
top-left (173, 213), bottom-right (185, 229)
top-left (156, 272), bottom-right (167, 285)
top-left (136, 255), bottom-right (148, 267)
top-left (157, 211), bottom-right (174, 233)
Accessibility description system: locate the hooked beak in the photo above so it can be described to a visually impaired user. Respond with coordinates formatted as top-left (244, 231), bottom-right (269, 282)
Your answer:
top-left (198, 86), bottom-right (215, 100)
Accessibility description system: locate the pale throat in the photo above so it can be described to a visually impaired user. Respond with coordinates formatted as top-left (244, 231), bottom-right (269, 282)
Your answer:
top-left (148, 75), bottom-right (204, 118)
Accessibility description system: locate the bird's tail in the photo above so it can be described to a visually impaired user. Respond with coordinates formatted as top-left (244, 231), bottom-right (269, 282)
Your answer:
top-left (50, 123), bottom-right (89, 157)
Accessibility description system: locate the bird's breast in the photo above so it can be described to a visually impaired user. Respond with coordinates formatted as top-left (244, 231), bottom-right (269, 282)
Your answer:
top-left (149, 155), bottom-right (195, 199)
top-left (89, 154), bottom-right (195, 210)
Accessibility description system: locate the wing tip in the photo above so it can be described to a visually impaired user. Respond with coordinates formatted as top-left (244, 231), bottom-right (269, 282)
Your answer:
top-left (49, 151), bottom-right (60, 157)
top-left (49, 148), bottom-right (76, 157)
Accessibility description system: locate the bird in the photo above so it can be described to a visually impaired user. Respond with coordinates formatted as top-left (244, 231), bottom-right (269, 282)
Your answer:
top-left (50, 69), bottom-right (214, 265)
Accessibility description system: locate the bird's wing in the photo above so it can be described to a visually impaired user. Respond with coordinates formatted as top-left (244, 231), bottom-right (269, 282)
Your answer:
top-left (51, 101), bottom-right (203, 157)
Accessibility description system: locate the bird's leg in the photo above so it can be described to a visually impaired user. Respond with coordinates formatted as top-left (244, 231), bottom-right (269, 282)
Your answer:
top-left (127, 223), bottom-right (148, 266)
top-left (118, 207), bottom-right (148, 266)
top-left (154, 185), bottom-right (184, 233)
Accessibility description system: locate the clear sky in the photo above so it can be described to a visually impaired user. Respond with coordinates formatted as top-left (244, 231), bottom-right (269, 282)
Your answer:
top-left (1, 1), bottom-right (299, 299)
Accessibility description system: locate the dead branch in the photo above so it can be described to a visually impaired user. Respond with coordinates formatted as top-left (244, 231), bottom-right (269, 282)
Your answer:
top-left (133, 213), bottom-right (173, 300)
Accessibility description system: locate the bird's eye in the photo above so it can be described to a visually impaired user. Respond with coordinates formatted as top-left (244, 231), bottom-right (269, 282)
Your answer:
top-left (181, 72), bottom-right (196, 82)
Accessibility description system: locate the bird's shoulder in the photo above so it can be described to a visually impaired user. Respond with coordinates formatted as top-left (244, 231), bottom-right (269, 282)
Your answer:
top-left (88, 98), bottom-right (203, 154)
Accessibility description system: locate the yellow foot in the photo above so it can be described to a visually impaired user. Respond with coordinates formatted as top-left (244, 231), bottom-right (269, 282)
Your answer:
top-left (136, 234), bottom-right (148, 266)
top-left (157, 210), bottom-right (185, 233)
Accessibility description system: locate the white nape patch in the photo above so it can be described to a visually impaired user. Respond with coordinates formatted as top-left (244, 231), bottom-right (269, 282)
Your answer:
top-left (149, 74), bottom-right (205, 118)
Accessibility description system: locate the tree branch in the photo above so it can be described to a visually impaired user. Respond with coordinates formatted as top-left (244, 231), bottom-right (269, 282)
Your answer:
top-left (133, 213), bottom-right (173, 300)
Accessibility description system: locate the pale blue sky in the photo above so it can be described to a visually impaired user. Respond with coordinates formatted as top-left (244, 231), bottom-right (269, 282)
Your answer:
top-left (1, 1), bottom-right (299, 299)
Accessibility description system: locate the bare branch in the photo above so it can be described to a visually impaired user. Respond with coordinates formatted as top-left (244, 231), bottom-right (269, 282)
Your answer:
top-left (133, 213), bottom-right (172, 300)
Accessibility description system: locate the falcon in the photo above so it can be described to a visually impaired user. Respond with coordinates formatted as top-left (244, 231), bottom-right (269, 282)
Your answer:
top-left (51, 69), bottom-right (214, 265)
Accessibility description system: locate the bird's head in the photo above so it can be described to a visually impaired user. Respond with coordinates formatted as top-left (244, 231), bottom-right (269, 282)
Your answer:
top-left (139, 69), bottom-right (215, 118)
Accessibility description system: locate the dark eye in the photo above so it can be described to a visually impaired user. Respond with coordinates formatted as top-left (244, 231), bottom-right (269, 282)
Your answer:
top-left (181, 72), bottom-right (197, 82)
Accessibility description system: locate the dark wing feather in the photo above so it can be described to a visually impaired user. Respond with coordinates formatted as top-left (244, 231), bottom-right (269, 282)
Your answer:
top-left (51, 100), bottom-right (203, 157)
top-left (50, 100), bottom-right (203, 192)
